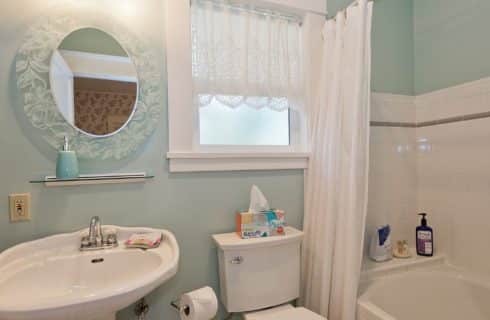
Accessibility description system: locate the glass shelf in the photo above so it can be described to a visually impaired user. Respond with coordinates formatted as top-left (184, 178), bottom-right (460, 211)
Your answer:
top-left (30, 173), bottom-right (154, 187)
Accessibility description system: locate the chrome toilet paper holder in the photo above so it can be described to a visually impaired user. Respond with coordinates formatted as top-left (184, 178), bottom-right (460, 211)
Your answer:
top-left (171, 298), bottom-right (190, 316)
top-left (173, 296), bottom-right (235, 320)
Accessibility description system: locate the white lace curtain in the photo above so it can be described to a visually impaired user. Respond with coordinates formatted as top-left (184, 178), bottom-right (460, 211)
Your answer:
top-left (191, 0), bottom-right (304, 111)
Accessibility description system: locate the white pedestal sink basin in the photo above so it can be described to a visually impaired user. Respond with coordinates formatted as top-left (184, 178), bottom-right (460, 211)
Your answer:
top-left (0, 226), bottom-right (179, 320)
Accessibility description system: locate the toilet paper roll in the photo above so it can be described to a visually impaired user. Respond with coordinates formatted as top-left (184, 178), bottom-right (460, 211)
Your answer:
top-left (179, 286), bottom-right (218, 320)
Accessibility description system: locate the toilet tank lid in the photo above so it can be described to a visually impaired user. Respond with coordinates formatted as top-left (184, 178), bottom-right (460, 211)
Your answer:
top-left (212, 226), bottom-right (303, 251)
top-left (251, 307), bottom-right (326, 320)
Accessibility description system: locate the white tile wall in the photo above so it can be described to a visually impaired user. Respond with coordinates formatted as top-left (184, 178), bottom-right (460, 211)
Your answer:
top-left (365, 94), bottom-right (417, 261)
top-left (368, 78), bottom-right (490, 275)
top-left (371, 93), bottom-right (416, 123)
top-left (367, 126), bottom-right (417, 247)
top-left (416, 101), bottom-right (490, 274)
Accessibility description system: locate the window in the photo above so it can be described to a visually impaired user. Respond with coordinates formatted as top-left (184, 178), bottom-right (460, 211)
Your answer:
top-left (166, 0), bottom-right (326, 171)
top-left (199, 97), bottom-right (290, 146)
top-left (191, 0), bottom-right (304, 148)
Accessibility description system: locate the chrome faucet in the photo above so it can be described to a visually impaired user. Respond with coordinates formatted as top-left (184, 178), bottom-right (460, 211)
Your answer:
top-left (88, 216), bottom-right (103, 246)
top-left (80, 216), bottom-right (118, 251)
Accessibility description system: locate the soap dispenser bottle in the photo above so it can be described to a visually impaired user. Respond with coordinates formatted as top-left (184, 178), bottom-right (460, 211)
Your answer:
top-left (56, 136), bottom-right (79, 179)
top-left (416, 213), bottom-right (433, 257)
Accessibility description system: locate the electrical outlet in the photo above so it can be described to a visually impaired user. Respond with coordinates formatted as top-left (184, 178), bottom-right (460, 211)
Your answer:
top-left (9, 193), bottom-right (31, 222)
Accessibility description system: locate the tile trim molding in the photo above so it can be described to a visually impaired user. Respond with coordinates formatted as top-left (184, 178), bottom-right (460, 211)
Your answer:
top-left (370, 121), bottom-right (416, 128)
top-left (371, 77), bottom-right (490, 128)
top-left (371, 111), bottom-right (490, 128)
top-left (416, 111), bottom-right (490, 127)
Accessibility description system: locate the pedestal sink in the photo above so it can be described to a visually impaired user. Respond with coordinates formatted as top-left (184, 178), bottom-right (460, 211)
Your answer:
top-left (0, 226), bottom-right (179, 320)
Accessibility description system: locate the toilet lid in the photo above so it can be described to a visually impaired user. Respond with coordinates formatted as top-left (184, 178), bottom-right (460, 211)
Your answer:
top-left (253, 307), bottom-right (326, 320)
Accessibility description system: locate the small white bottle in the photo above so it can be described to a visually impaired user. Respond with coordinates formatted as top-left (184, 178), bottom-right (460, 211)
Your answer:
top-left (369, 224), bottom-right (393, 262)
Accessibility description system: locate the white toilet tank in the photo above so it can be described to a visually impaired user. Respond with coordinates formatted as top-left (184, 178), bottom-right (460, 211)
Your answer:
top-left (212, 227), bottom-right (303, 313)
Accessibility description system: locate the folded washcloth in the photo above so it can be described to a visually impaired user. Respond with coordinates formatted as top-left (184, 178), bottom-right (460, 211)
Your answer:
top-left (125, 232), bottom-right (163, 249)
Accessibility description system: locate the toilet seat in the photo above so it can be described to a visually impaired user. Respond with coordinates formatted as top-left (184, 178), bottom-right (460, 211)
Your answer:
top-left (245, 305), bottom-right (326, 320)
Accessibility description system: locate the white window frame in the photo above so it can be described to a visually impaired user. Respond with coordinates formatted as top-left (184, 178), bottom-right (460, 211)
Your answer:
top-left (165, 0), bottom-right (326, 172)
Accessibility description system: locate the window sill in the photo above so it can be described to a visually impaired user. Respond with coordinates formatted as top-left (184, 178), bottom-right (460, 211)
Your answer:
top-left (166, 152), bottom-right (310, 172)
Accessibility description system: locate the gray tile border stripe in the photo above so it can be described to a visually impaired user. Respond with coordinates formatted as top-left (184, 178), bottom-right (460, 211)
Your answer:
top-left (370, 111), bottom-right (490, 128)
top-left (370, 121), bottom-right (417, 128)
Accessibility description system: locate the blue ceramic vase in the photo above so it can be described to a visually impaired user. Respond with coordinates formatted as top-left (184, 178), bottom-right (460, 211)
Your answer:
top-left (56, 150), bottom-right (79, 179)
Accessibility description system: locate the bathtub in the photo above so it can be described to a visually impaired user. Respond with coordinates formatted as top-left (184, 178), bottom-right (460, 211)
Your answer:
top-left (357, 266), bottom-right (490, 320)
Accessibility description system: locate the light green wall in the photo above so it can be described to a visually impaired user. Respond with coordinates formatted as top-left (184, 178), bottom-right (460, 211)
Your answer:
top-left (413, 0), bottom-right (490, 94)
top-left (330, 0), bottom-right (490, 95)
top-left (0, 2), bottom-right (303, 320)
top-left (328, 0), bottom-right (415, 95)
top-left (1, 1), bottom-right (420, 319)
top-left (59, 28), bottom-right (128, 57)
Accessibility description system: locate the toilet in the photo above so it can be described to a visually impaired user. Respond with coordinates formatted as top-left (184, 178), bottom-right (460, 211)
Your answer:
top-left (212, 227), bottom-right (326, 320)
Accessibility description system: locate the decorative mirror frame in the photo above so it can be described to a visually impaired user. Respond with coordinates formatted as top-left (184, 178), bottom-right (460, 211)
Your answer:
top-left (15, 7), bottom-right (161, 160)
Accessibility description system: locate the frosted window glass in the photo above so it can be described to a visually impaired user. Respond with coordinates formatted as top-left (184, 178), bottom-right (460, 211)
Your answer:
top-left (199, 100), bottom-right (290, 146)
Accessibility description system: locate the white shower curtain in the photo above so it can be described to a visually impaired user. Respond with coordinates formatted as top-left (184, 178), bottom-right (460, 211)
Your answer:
top-left (302, 1), bottom-right (373, 320)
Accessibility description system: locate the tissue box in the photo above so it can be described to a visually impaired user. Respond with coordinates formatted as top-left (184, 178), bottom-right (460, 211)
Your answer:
top-left (236, 209), bottom-right (286, 239)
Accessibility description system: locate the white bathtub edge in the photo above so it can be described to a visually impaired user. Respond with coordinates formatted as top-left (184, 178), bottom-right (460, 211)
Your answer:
top-left (357, 299), bottom-right (396, 320)
top-left (361, 251), bottom-right (446, 282)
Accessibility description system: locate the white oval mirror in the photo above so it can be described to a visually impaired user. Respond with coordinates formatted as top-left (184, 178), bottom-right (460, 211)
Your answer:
top-left (50, 28), bottom-right (138, 137)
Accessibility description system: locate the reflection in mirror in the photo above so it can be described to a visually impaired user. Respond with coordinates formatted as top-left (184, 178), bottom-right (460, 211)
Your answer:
top-left (50, 28), bottom-right (138, 137)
